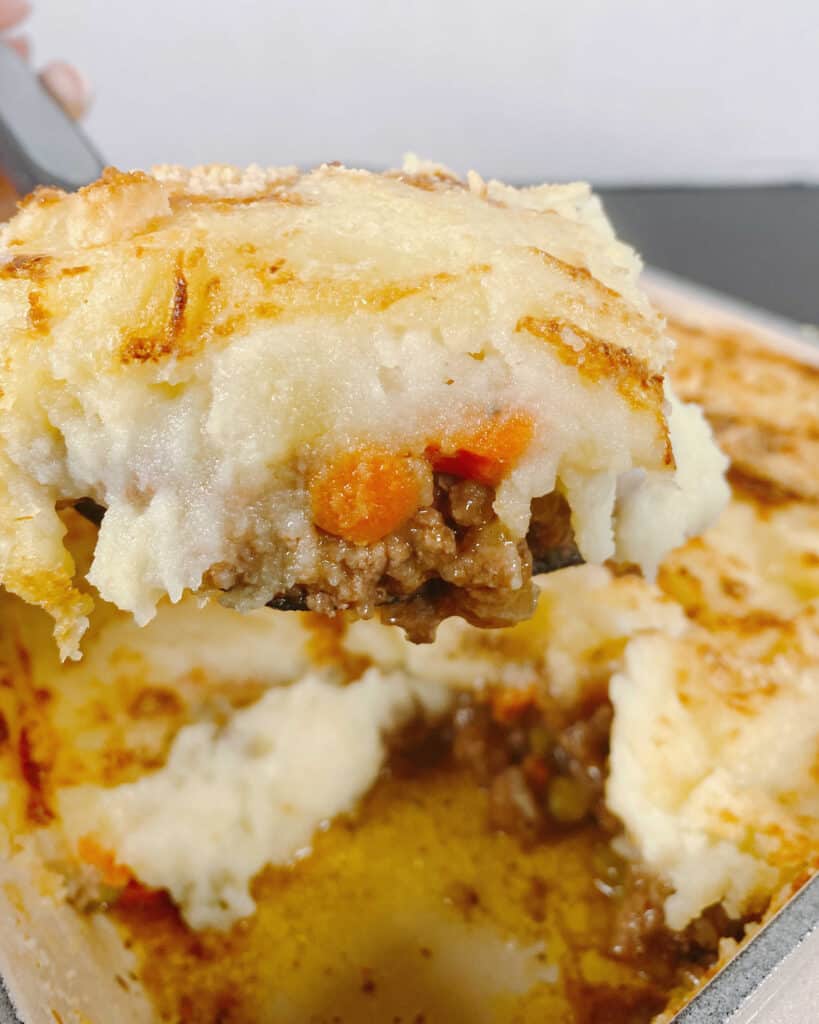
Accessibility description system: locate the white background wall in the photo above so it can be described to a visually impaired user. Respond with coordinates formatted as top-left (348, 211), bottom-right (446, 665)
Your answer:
top-left (29, 0), bottom-right (819, 184)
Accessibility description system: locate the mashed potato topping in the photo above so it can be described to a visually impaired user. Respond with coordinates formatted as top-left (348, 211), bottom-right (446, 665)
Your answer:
top-left (60, 670), bottom-right (450, 929)
top-left (615, 491), bottom-right (819, 929)
top-left (609, 619), bottom-right (819, 931)
top-left (0, 158), bottom-right (726, 657)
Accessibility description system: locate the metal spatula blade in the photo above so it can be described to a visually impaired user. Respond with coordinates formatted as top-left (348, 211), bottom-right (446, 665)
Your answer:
top-left (0, 44), bottom-right (104, 194)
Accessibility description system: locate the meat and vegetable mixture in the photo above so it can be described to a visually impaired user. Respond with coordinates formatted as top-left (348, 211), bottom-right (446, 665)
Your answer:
top-left (252, 479), bottom-right (581, 643)
top-left (0, 309), bottom-right (814, 1022)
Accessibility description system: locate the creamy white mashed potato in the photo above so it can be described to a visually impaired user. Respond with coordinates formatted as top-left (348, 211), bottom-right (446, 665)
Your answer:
top-left (609, 622), bottom-right (819, 931)
top-left (60, 670), bottom-right (450, 929)
top-left (0, 158), bottom-right (725, 657)
top-left (614, 386), bottom-right (729, 577)
top-left (606, 495), bottom-right (819, 929)
top-left (341, 564), bottom-right (688, 704)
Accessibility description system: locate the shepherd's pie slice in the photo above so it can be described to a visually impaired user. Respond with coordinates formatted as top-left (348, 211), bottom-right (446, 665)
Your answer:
top-left (0, 157), bottom-right (727, 657)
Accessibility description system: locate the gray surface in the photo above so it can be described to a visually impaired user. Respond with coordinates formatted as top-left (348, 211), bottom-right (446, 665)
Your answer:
top-left (600, 186), bottom-right (819, 326)
top-left (731, 926), bottom-right (819, 1024)
top-left (0, 977), bottom-right (20, 1024)
top-left (0, 46), bottom-right (104, 194)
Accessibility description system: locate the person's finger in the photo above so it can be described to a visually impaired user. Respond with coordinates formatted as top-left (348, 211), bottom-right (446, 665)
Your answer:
top-left (39, 60), bottom-right (91, 120)
top-left (0, 0), bottom-right (30, 32)
top-left (6, 34), bottom-right (30, 59)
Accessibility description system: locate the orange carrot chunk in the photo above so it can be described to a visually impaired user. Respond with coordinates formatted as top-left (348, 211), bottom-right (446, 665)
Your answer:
top-left (490, 685), bottom-right (539, 725)
top-left (77, 834), bottom-right (133, 889)
top-left (116, 880), bottom-right (167, 910)
top-left (427, 411), bottom-right (534, 487)
top-left (310, 448), bottom-right (426, 545)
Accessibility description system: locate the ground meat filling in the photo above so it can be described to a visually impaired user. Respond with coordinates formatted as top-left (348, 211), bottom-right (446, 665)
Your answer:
top-left (440, 692), bottom-right (747, 966)
top-left (231, 477), bottom-right (579, 642)
top-left (77, 478), bottom-right (580, 641)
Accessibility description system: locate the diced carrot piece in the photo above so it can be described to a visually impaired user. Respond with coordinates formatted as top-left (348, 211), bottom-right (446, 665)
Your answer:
top-left (490, 685), bottom-right (538, 724)
top-left (77, 834), bottom-right (133, 888)
top-left (427, 411), bottom-right (534, 487)
top-left (523, 753), bottom-right (550, 789)
top-left (310, 447), bottom-right (426, 545)
top-left (117, 880), bottom-right (166, 910)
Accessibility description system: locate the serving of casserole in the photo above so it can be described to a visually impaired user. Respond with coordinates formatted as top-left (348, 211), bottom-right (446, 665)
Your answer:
top-left (0, 162), bottom-right (814, 1024)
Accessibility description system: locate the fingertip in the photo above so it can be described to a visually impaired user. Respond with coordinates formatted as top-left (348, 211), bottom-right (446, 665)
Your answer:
top-left (39, 60), bottom-right (92, 120)
top-left (6, 34), bottom-right (31, 60)
top-left (0, 0), bottom-right (31, 33)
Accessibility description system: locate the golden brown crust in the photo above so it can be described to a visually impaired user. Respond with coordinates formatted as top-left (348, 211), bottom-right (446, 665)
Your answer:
top-left (115, 263), bottom-right (467, 366)
top-left (0, 253), bottom-right (52, 279)
top-left (0, 161), bottom-right (668, 370)
top-left (668, 315), bottom-right (819, 504)
top-left (384, 167), bottom-right (469, 193)
top-left (725, 465), bottom-right (810, 506)
top-left (516, 314), bottom-right (672, 463)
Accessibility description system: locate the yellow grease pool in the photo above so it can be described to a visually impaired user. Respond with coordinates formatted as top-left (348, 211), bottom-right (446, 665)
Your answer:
top-left (117, 766), bottom-right (703, 1024)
